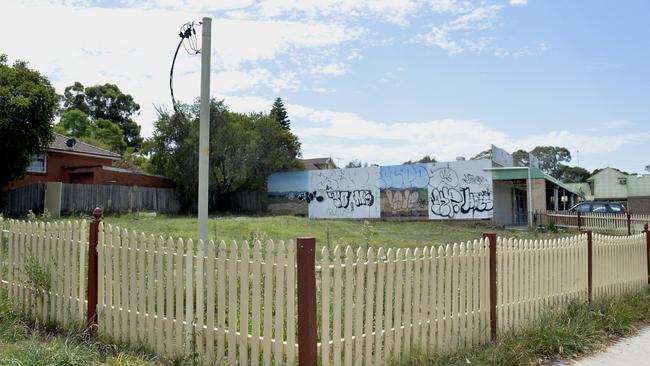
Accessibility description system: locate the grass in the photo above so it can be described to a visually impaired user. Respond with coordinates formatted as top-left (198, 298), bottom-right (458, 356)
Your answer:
top-left (88, 213), bottom-right (572, 249)
top-left (394, 289), bottom-right (650, 366)
top-left (0, 299), bottom-right (163, 365)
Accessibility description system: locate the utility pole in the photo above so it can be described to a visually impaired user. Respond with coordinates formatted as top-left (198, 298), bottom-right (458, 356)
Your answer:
top-left (198, 17), bottom-right (211, 252)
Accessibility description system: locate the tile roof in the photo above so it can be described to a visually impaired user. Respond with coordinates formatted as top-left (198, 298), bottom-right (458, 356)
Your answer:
top-left (48, 133), bottom-right (121, 160)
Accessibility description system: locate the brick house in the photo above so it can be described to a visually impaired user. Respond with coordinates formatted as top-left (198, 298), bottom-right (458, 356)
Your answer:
top-left (10, 133), bottom-right (172, 189)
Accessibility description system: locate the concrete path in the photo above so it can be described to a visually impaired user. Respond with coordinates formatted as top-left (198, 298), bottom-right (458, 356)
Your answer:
top-left (554, 326), bottom-right (650, 366)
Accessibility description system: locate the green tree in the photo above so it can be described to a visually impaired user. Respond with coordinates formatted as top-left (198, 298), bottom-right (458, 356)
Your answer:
top-left (61, 82), bottom-right (143, 149)
top-left (556, 165), bottom-right (591, 183)
top-left (55, 109), bottom-right (92, 138)
top-left (346, 159), bottom-right (362, 168)
top-left (403, 155), bottom-right (437, 164)
top-left (470, 149), bottom-right (491, 160)
top-left (92, 118), bottom-right (127, 152)
top-left (270, 97), bottom-right (290, 130)
top-left (147, 100), bottom-right (302, 211)
top-left (0, 54), bottom-right (58, 190)
top-left (512, 149), bottom-right (529, 165)
top-left (529, 146), bottom-right (572, 178)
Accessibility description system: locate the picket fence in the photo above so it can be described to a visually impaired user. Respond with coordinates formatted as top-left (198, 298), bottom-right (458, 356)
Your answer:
top-left (1, 216), bottom-right (649, 365)
top-left (542, 211), bottom-right (650, 234)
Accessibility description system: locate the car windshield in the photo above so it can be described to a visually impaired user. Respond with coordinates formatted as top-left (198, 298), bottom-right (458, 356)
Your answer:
top-left (592, 203), bottom-right (607, 212)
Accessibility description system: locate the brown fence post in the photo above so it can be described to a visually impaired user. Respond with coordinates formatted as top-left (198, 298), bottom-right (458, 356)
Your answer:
top-left (584, 230), bottom-right (593, 303)
top-left (577, 211), bottom-right (582, 231)
top-left (644, 223), bottom-right (650, 285)
top-left (482, 232), bottom-right (498, 341)
top-left (86, 207), bottom-right (102, 334)
top-left (627, 213), bottom-right (632, 236)
top-left (297, 237), bottom-right (317, 366)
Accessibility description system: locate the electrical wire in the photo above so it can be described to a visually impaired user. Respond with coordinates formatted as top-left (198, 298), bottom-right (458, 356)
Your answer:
top-left (170, 22), bottom-right (201, 115)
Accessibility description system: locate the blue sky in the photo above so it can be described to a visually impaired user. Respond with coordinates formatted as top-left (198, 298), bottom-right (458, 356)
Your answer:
top-left (2, 0), bottom-right (649, 173)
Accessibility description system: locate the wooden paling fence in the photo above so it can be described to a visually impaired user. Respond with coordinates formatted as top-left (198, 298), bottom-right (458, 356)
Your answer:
top-left (541, 210), bottom-right (650, 235)
top-left (1, 212), bottom-right (650, 365)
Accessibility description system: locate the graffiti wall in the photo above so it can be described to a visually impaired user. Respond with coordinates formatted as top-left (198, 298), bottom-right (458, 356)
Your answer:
top-left (426, 160), bottom-right (493, 220)
top-left (267, 159), bottom-right (493, 220)
top-left (309, 167), bottom-right (381, 219)
top-left (379, 164), bottom-right (429, 218)
top-left (267, 171), bottom-right (309, 215)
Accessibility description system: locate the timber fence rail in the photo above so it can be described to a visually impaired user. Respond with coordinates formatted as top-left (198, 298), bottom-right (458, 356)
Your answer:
top-left (540, 210), bottom-right (650, 235)
top-left (1, 212), bottom-right (649, 365)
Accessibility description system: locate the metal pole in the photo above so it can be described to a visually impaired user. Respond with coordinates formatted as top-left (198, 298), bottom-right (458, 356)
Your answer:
top-left (198, 17), bottom-right (211, 251)
top-left (527, 167), bottom-right (533, 228)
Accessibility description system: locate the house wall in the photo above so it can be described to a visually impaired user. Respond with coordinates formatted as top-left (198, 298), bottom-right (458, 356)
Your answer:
top-left (628, 197), bottom-right (650, 215)
top-left (10, 151), bottom-right (115, 189)
top-left (64, 166), bottom-right (173, 188)
top-left (591, 168), bottom-right (629, 200)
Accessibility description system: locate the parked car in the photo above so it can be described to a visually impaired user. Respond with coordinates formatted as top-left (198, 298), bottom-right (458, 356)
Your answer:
top-left (568, 201), bottom-right (628, 215)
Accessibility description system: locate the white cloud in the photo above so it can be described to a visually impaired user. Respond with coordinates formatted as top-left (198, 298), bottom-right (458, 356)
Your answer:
top-left (415, 4), bottom-right (502, 54)
top-left (509, 0), bottom-right (527, 5)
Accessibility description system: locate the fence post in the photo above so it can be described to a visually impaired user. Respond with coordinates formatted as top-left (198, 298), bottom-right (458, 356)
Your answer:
top-left (644, 223), bottom-right (650, 285)
top-left (583, 230), bottom-right (593, 303)
top-left (577, 211), bottom-right (582, 231)
top-left (482, 233), bottom-right (498, 341)
top-left (627, 213), bottom-right (632, 236)
top-left (297, 237), bottom-right (317, 366)
top-left (86, 207), bottom-right (102, 334)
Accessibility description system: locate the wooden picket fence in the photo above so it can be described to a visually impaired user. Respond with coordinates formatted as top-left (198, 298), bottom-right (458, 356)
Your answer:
top-left (0, 218), bottom-right (89, 328)
top-left (1, 213), bottom-right (649, 365)
top-left (541, 211), bottom-right (650, 234)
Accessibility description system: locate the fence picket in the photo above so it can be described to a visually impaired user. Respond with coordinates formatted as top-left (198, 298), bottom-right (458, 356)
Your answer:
top-left (332, 246), bottom-right (343, 366)
top-left (321, 247), bottom-right (331, 366)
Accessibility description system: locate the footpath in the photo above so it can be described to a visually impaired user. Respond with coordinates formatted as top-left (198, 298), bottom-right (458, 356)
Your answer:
top-left (554, 326), bottom-right (650, 366)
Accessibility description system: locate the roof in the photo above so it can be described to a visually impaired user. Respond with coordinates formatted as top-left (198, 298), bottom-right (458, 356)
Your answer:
top-left (300, 157), bottom-right (337, 170)
top-left (48, 133), bottom-right (121, 160)
top-left (491, 167), bottom-right (584, 197)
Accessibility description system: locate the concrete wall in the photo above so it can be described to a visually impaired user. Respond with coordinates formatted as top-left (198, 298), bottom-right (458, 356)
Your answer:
top-left (493, 180), bottom-right (514, 226)
top-left (531, 178), bottom-right (547, 212)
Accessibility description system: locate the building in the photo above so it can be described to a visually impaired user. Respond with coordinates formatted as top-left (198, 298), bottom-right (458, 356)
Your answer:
top-left (9, 133), bottom-right (171, 189)
top-left (267, 145), bottom-right (584, 226)
top-left (584, 167), bottom-right (650, 214)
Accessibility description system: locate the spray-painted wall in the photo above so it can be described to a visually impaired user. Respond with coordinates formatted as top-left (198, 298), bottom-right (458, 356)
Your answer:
top-left (268, 159), bottom-right (494, 220)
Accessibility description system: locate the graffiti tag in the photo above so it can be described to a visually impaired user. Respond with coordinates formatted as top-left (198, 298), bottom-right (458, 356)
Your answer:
top-left (296, 191), bottom-right (324, 204)
top-left (430, 187), bottom-right (493, 218)
top-left (385, 190), bottom-right (424, 213)
top-left (326, 189), bottom-right (375, 209)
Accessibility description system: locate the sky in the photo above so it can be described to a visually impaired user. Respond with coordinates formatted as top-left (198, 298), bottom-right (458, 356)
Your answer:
top-left (2, 0), bottom-right (649, 173)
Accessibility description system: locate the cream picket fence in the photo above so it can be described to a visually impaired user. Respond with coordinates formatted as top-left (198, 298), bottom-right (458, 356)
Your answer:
top-left (96, 223), bottom-right (298, 365)
top-left (593, 233), bottom-right (647, 299)
top-left (1, 217), bottom-right (649, 366)
top-left (0, 218), bottom-right (88, 328)
top-left (543, 211), bottom-right (650, 234)
top-left (317, 240), bottom-right (491, 365)
top-left (496, 235), bottom-right (588, 333)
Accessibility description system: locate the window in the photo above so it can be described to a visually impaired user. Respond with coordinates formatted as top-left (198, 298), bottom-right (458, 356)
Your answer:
top-left (618, 177), bottom-right (627, 185)
top-left (592, 203), bottom-right (607, 212)
top-left (26, 155), bottom-right (46, 173)
top-left (609, 204), bottom-right (622, 213)
top-left (576, 204), bottom-right (591, 213)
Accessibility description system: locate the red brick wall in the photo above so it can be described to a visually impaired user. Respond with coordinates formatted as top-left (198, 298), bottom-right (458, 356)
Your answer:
top-left (629, 197), bottom-right (650, 215)
top-left (9, 151), bottom-right (115, 189)
top-left (96, 168), bottom-right (174, 188)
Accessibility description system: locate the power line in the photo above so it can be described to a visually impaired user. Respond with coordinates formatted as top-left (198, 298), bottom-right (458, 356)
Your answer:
top-left (170, 22), bottom-right (201, 115)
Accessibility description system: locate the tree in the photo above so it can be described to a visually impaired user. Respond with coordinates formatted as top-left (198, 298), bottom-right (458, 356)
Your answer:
top-left (403, 155), bottom-right (437, 164)
top-left (346, 159), bottom-right (362, 168)
top-left (0, 54), bottom-right (58, 190)
top-left (61, 82), bottom-right (143, 149)
top-left (556, 165), bottom-right (591, 183)
top-left (93, 118), bottom-right (127, 152)
top-left (529, 146), bottom-right (571, 178)
top-left (270, 97), bottom-right (290, 130)
top-left (55, 109), bottom-right (92, 138)
top-left (645, 165), bottom-right (650, 173)
top-left (512, 149), bottom-right (529, 166)
top-left (470, 149), bottom-right (491, 160)
top-left (147, 100), bottom-right (302, 211)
